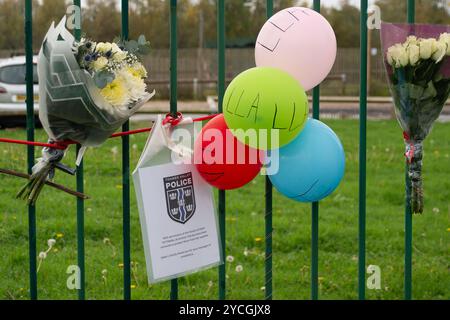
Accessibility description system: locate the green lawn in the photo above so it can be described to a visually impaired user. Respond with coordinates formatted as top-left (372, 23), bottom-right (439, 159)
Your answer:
top-left (0, 119), bottom-right (448, 300)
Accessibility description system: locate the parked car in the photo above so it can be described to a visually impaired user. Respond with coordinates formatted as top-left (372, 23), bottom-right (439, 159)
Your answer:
top-left (0, 56), bottom-right (39, 128)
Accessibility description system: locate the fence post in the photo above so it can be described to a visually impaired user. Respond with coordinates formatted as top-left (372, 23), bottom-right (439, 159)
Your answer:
top-left (217, 0), bottom-right (226, 301)
top-left (358, 0), bottom-right (368, 300)
top-left (264, 0), bottom-right (274, 302)
top-left (121, 0), bottom-right (132, 301)
top-left (311, 0), bottom-right (321, 301)
top-left (25, 0), bottom-right (37, 300)
top-left (404, 0), bottom-right (415, 301)
top-left (169, 0), bottom-right (179, 300)
top-left (72, 0), bottom-right (86, 301)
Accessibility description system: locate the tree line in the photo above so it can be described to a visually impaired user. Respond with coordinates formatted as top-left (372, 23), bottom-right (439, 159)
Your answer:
top-left (0, 0), bottom-right (448, 52)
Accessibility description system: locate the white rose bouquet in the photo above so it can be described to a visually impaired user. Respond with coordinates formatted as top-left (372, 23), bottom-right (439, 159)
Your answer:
top-left (17, 17), bottom-right (155, 204)
top-left (381, 23), bottom-right (450, 214)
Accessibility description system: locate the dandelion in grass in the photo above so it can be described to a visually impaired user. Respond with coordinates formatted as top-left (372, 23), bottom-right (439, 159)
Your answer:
top-left (37, 238), bottom-right (58, 272)
top-left (103, 237), bottom-right (117, 257)
top-left (235, 265), bottom-right (243, 273)
top-left (131, 261), bottom-right (140, 287)
top-left (226, 255), bottom-right (234, 263)
top-left (101, 269), bottom-right (108, 285)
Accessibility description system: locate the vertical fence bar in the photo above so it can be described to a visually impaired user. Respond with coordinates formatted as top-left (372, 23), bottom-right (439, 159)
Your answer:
top-left (121, 0), bottom-right (132, 301)
top-left (169, 0), bottom-right (179, 300)
top-left (73, 0), bottom-right (86, 301)
top-left (358, 0), bottom-right (368, 300)
top-left (404, 0), bottom-right (415, 301)
top-left (217, 0), bottom-right (226, 301)
top-left (25, 0), bottom-right (37, 300)
top-left (311, 0), bottom-right (321, 301)
top-left (264, 0), bottom-right (273, 301)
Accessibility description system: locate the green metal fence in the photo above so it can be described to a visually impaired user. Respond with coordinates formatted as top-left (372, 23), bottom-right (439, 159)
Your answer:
top-left (21, 0), bottom-right (417, 300)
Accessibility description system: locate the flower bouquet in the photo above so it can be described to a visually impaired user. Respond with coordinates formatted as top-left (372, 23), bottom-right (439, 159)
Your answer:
top-left (381, 23), bottom-right (450, 214)
top-left (17, 16), bottom-right (155, 204)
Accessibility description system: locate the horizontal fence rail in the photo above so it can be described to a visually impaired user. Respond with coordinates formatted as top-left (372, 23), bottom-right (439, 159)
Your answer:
top-left (17, 0), bottom-right (419, 300)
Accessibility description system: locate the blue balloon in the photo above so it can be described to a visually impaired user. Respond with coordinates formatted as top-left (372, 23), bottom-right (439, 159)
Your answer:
top-left (268, 118), bottom-right (345, 202)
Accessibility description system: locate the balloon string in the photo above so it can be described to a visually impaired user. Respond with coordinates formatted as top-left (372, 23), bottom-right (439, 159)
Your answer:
top-left (0, 113), bottom-right (218, 150)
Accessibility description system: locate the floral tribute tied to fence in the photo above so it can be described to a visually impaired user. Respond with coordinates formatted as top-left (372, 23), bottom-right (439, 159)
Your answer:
top-left (381, 24), bottom-right (450, 213)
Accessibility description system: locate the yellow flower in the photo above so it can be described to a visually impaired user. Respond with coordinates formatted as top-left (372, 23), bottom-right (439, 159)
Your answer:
top-left (130, 63), bottom-right (147, 78)
top-left (254, 237), bottom-right (262, 243)
top-left (117, 68), bottom-right (147, 101)
top-left (100, 76), bottom-right (130, 108)
top-left (91, 56), bottom-right (108, 71)
top-left (56, 233), bottom-right (64, 239)
top-left (131, 285), bottom-right (137, 289)
top-left (118, 263), bottom-right (124, 268)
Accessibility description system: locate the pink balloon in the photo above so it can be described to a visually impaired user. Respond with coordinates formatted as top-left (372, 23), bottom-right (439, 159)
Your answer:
top-left (255, 7), bottom-right (337, 91)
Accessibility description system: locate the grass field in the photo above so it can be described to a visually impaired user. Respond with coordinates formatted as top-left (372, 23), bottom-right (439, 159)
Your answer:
top-left (0, 119), bottom-right (448, 300)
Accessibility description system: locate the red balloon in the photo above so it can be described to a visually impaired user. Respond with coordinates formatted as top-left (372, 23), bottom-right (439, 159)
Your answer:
top-left (194, 114), bottom-right (263, 190)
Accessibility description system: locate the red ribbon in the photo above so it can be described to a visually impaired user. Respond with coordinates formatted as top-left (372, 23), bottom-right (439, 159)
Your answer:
top-left (0, 113), bottom-right (218, 150)
top-left (403, 131), bottom-right (414, 164)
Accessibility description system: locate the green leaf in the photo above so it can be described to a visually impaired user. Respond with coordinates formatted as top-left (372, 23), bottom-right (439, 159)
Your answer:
top-left (138, 35), bottom-right (147, 45)
top-left (421, 81), bottom-right (437, 100)
top-left (407, 83), bottom-right (424, 100)
top-left (125, 40), bottom-right (139, 53)
top-left (94, 70), bottom-right (115, 89)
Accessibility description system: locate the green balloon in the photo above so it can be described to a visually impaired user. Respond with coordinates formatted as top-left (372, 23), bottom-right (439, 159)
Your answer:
top-left (223, 67), bottom-right (308, 150)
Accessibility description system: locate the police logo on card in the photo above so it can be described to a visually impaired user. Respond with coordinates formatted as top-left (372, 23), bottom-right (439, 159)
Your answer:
top-left (164, 172), bottom-right (196, 224)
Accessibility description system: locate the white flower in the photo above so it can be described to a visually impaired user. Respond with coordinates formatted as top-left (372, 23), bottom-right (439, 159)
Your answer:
top-left (92, 56), bottom-right (108, 71)
top-left (235, 265), bottom-right (243, 273)
top-left (101, 269), bottom-right (108, 275)
top-left (419, 38), bottom-right (436, 60)
top-left (96, 42), bottom-right (113, 53)
top-left (117, 68), bottom-right (147, 102)
top-left (407, 44), bottom-right (420, 66)
top-left (226, 255), bottom-right (234, 263)
top-left (243, 248), bottom-right (249, 257)
top-left (47, 239), bottom-right (56, 248)
top-left (387, 44), bottom-right (408, 67)
top-left (439, 33), bottom-right (450, 55)
top-left (432, 41), bottom-right (447, 63)
top-left (111, 43), bottom-right (121, 54)
top-left (432, 207), bottom-right (440, 213)
top-left (403, 35), bottom-right (418, 47)
top-left (113, 50), bottom-right (127, 62)
top-left (38, 252), bottom-right (47, 260)
top-left (207, 280), bottom-right (213, 287)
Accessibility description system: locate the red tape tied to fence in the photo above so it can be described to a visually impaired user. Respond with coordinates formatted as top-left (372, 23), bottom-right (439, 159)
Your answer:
top-left (0, 113), bottom-right (218, 150)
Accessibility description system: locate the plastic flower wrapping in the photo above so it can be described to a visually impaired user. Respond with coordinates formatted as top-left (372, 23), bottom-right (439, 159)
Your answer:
top-left (17, 17), bottom-right (155, 204)
top-left (381, 23), bottom-right (450, 214)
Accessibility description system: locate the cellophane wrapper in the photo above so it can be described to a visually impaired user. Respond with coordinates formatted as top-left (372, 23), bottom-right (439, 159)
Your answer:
top-left (17, 17), bottom-right (152, 204)
top-left (381, 23), bottom-right (450, 213)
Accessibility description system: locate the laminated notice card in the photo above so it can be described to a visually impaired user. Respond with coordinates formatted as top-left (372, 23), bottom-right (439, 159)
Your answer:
top-left (133, 116), bottom-right (222, 283)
